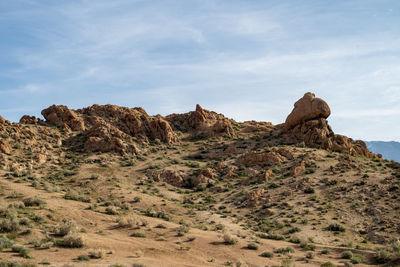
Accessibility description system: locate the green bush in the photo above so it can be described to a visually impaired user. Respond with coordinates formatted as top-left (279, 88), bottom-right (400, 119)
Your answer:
top-left (342, 251), bottom-right (353, 259)
top-left (260, 251), bottom-right (273, 258)
top-left (247, 242), bottom-right (259, 250)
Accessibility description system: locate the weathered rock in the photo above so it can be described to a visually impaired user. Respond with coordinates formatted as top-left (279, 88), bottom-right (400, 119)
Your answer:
top-left (167, 104), bottom-right (235, 138)
top-left (146, 168), bottom-right (185, 187)
top-left (247, 188), bottom-right (265, 206)
top-left (284, 92), bottom-right (330, 131)
top-left (238, 151), bottom-right (286, 166)
top-left (282, 93), bottom-right (375, 158)
top-left (19, 115), bottom-right (41, 125)
top-left (0, 140), bottom-right (11, 154)
top-left (42, 105), bottom-right (85, 131)
top-left (78, 104), bottom-right (177, 144)
top-left (84, 121), bottom-right (137, 154)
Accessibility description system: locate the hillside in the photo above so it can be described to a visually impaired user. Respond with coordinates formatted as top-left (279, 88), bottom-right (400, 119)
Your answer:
top-left (0, 93), bottom-right (399, 267)
top-left (366, 141), bottom-right (400, 162)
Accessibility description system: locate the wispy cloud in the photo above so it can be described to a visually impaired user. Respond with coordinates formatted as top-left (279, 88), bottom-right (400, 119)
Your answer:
top-left (0, 0), bottom-right (399, 141)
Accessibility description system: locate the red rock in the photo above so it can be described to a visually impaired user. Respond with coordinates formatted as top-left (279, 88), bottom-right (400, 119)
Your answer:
top-left (166, 104), bottom-right (235, 138)
top-left (41, 105), bottom-right (85, 131)
top-left (284, 92), bottom-right (330, 131)
top-left (19, 115), bottom-right (41, 124)
top-left (146, 168), bottom-right (185, 187)
top-left (282, 93), bottom-right (375, 158)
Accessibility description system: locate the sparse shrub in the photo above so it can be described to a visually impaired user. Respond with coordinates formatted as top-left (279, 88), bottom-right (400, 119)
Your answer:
top-left (260, 251), bottom-right (273, 258)
top-left (130, 232), bottom-right (146, 238)
top-left (351, 254), bottom-right (364, 264)
top-left (54, 220), bottom-right (77, 237)
top-left (23, 196), bottom-right (46, 207)
top-left (0, 217), bottom-right (20, 233)
top-left (60, 234), bottom-right (85, 248)
top-left (281, 258), bottom-right (295, 267)
top-left (222, 233), bottom-right (238, 245)
top-left (275, 246), bottom-right (295, 254)
top-left (105, 206), bottom-right (119, 215)
top-left (342, 251), bottom-right (353, 259)
top-left (327, 223), bottom-right (345, 232)
top-left (304, 187), bottom-right (315, 194)
top-left (0, 236), bottom-right (14, 251)
top-left (11, 244), bottom-right (31, 258)
top-left (176, 225), bottom-right (189, 236)
top-left (320, 262), bottom-right (335, 267)
top-left (88, 249), bottom-right (104, 259)
top-left (247, 242), bottom-right (259, 250)
top-left (300, 240), bottom-right (316, 251)
top-left (116, 215), bottom-right (138, 228)
top-left (77, 254), bottom-right (90, 261)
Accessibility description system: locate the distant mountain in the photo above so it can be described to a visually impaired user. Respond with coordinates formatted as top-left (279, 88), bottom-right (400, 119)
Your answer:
top-left (366, 141), bottom-right (400, 162)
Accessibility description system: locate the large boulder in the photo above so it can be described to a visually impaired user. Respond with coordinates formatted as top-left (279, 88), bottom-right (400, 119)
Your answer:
top-left (284, 92), bottom-right (330, 131)
top-left (41, 105), bottom-right (85, 131)
top-left (282, 93), bottom-right (375, 158)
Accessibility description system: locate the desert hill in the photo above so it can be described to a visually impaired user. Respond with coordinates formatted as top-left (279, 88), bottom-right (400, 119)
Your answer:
top-left (0, 93), bottom-right (399, 267)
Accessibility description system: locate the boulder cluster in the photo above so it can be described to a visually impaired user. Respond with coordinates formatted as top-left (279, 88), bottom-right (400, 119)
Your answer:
top-left (166, 104), bottom-right (235, 139)
top-left (37, 104), bottom-right (179, 154)
top-left (282, 92), bottom-right (375, 158)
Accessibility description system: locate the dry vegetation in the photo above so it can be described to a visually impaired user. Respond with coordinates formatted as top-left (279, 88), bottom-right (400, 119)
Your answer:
top-left (0, 101), bottom-right (399, 267)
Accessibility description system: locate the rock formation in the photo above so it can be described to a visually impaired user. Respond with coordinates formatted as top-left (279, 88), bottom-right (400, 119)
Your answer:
top-left (78, 104), bottom-right (177, 145)
top-left (282, 93), bottom-right (375, 158)
top-left (19, 115), bottom-right (42, 125)
top-left (167, 104), bottom-right (235, 138)
top-left (42, 105), bottom-right (85, 132)
top-left (40, 104), bottom-right (178, 154)
top-left (284, 92), bottom-right (330, 131)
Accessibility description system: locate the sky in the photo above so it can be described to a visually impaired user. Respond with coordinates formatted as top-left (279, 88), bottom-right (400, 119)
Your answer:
top-left (0, 0), bottom-right (400, 141)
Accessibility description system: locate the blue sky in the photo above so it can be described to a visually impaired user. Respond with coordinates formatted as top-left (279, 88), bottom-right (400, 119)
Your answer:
top-left (1, 0), bottom-right (399, 141)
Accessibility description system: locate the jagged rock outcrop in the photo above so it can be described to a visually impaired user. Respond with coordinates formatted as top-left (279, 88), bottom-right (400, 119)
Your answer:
top-left (238, 151), bottom-right (286, 166)
top-left (19, 115), bottom-right (42, 125)
top-left (78, 104), bottom-right (177, 144)
top-left (40, 104), bottom-right (178, 154)
top-left (42, 105), bottom-right (85, 131)
top-left (84, 121), bottom-right (138, 154)
top-left (283, 93), bottom-right (375, 158)
top-left (284, 92), bottom-right (330, 131)
top-left (167, 104), bottom-right (235, 138)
